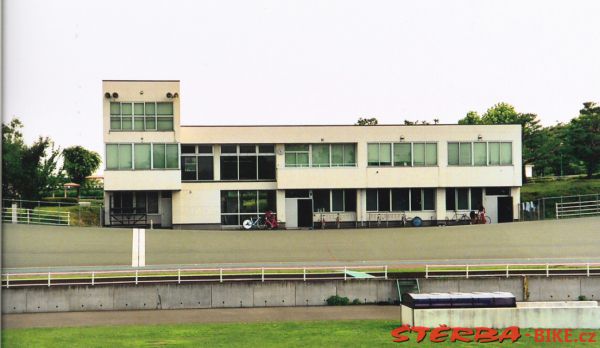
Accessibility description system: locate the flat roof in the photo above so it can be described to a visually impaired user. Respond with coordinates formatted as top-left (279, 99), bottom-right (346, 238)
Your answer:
top-left (180, 124), bottom-right (520, 128)
top-left (102, 79), bottom-right (180, 82)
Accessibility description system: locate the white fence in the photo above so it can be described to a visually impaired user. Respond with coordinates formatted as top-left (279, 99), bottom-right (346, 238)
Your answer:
top-left (556, 199), bottom-right (600, 219)
top-left (1, 206), bottom-right (70, 226)
top-left (425, 263), bottom-right (600, 279)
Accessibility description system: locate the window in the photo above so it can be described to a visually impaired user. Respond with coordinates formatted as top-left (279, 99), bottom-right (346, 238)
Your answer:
top-left (285, 144), bottom-right (356, 167)
top-left (449, 142), bottom-right (512, 166)
top-left (110, 102), bottom-right (173, 131)
top-left (371, 142), bottom-right (437, 167)
top-left (111, 191), bottom-right (159, 214)
top-left (368, 143), bottom-right (391, 166)
top-left (366, 188), bottom-right (435, 211)
top-left (106, 143), bottom-right (178, 170)
top-left (313, 189), bottom-right (357, 212)
top-left (106, 144), bottom-right (132, 170)
top-left (220, 190), bottom-right (276, 225)
top-left (180, 145), bottom-right (214, 181)
top-left (489, 142), bottom-right (512, 165)
top-left (220, 144), bottom-right (276, 181)
top-left (445, 188), bottom-right (483, 211)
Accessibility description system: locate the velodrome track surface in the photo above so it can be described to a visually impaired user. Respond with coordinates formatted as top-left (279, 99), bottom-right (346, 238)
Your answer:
top-left (2, 217), bottom-right (599, 271)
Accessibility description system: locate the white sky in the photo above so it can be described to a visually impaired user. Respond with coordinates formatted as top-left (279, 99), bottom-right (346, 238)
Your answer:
top-left (4, 0), bottom-right (600, 157)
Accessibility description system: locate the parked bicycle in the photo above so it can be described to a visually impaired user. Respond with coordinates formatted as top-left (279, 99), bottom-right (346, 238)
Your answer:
top-left (445, 210), bottom-right (471, 226)
top-left (242, 210), bottom-right (278, 230)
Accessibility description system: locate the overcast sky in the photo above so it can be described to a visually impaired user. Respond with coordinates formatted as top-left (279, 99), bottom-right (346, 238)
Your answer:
top-left (4, 0), bottom-right (600, 158)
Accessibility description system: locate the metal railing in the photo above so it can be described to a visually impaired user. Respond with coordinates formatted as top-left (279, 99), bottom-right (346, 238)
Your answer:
top-left (556, 200), bottom-right (600, 219)
top-left (2, 207), bottom-right (70, 226)
top-left (425, 263), bottom-right (600, 279)
top-left (1, 265), bottom-right (389, 288)
top-left (520, 193), bottom-right (600, 221)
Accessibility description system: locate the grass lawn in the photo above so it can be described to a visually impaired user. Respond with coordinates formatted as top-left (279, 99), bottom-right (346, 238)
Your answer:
top-left (3, 320), bottom-right (598, 347)
top-left (521, 177), bottom-right (600, 201)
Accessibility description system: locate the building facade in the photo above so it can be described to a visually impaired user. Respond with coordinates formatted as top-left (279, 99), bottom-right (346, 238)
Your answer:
top-left (103, 80), bottom-right (522, 229)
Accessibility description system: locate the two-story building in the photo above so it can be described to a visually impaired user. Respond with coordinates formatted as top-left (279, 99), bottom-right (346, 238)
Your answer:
top-left (103, 80), bottom-right (522, 229)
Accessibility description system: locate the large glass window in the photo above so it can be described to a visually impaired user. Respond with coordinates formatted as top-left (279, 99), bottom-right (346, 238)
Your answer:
top-left (220, 144), bottom-right (276, 181)
top-left (180, 145), bottom-right (214, 181)
top-left (111, 191), bottom-right (159, 214)
top-left (366, 188), bottom-right (435, 211)
top-left (220, 190), bottom-right (276, 225)
top-left (445, 188), bottom-right (483, 211)
top-left (285, 144), bottom-right (356, 167)
top-left (134, 144), bottom-right (151, 170)
top-left (449, 141), bottom-right (512, 166)
top-left (106, 144), bottom-right (132, 170)
top-left (313, 189), bottom-right (356, 212)
top-left (110, 102), bottom-right (173, 131)
top-left (371, 142), bottom-right (437, 167)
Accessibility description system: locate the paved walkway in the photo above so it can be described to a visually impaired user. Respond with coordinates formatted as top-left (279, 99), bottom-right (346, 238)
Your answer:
top-left (4, 217), bottom-right (600, 270)
top-left (2, 306), bottom-right (401, 329)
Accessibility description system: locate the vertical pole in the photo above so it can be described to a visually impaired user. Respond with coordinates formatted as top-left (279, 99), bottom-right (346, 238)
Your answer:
top-left (587, 263), bottom-right (590, 277)
top-left (48, 272), bottom-right (51, 287)
top-left (27, 209), bottom-right (30, 224)
top-left (303, 268), bottom-right (306, 282)
top-left (344, 267), bottom-right (347, 281)
top-left (220, 268), bottom-right (223, 283)
top-left (555, 204), bottom-right (558, 220)
top-left (466, 265), bottom-right (469, 279)
top-left (11, 204), bottom-right (17, 224)
top-left (506, 264), bottom-right (509, 278)
top-left (546, 264), bottom-right (549, 277)
top-left (261, 268), bottom-right (264, 282)
top-left (92, 272), bottom-right (95, 286)
top-left (425, 265), bottom-right (429, 279)
top-left (384, 265), bottom-right (388, 280)
top-left (6, 273), bottom-right (9, 288)
top-left (178, 269), bottom-right (181, 284)
top-left (135, 270), bottom-right (138, 285)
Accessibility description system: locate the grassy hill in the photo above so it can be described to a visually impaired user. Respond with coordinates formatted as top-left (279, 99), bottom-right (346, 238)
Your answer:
top-left (521, 176), bottom-right (600, 201)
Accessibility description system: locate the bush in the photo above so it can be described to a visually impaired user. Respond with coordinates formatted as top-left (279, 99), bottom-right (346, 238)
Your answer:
top-left (351, 298), bottom-right (362, 305)
top-left (326, 295), bottom-right (350, 306)
top-left (578, 295), bottom-right (588, 301)
top-left (42, 197), bottom-right (79, 204)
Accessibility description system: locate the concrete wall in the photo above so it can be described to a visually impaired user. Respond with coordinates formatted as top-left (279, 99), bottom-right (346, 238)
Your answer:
top-left (2, 279), bottom-right (399, 314)
top-left (404, 304), bottom-right (600, 329)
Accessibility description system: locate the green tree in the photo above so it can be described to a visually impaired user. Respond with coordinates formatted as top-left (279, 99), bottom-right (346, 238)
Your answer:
top-left (2, 118), bottom-right (62, 200)
top-left (355, 117), bottom-right (378, 126)
top-left (62, 146), bottom-right (102, 197)
top-left (458, 111), bottom-right (482, 125)
top-left (566, 102), bottom-right (600, 178)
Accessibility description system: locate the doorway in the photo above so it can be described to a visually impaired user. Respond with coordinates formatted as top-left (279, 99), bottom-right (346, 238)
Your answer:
top-left (497, 196), bottom-right (514, 223)
top-left (297, 199), bottom-right (313, 228)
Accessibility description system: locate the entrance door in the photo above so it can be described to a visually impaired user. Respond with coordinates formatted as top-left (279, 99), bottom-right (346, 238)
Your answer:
top-left (161, 196), bottom-right (172, 227)
top-left (497, 196), bottom-right (514, 223)
top-left (297, 199), bottom-right (313, 228)
top-left (483, 196), bottom-right (498, 224)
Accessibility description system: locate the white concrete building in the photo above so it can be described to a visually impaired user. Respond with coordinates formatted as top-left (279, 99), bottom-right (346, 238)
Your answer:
top-left (103, 80), bottom-right (522, 229)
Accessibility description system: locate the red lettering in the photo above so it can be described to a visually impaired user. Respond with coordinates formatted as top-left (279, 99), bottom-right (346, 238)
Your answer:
top-left (552, 329), bottom-right (563, 342)
top-left (586, 332), bottom-right (597, 343)
top-left (475, 327), bottom-right (499, 343)
top-left (411, 326), bottom-right (430, 343)
top-left (429, 325), bottom-right (451, 343)
top-left (546, 329), bottom-right (551, 343)
top-left (534, 329), bottom-right (545, 342)
top-left (497, 326), bottom-right (521, 343)
top-left (390, 325), bottom-right (410, 342)
top-left (564, 329), bottom-right (572, 343)
top-left (450, 327), bottom-right (473, 343)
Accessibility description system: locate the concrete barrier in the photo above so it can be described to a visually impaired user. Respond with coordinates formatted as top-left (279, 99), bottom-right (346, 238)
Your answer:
top-left (4, 276), bottom-right (599, 314)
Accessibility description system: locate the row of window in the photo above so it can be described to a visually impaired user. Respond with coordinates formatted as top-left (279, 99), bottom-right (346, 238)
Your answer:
top-left (313, 189), bottom-right (357, 212)
top-left (448, 142), bottom-right (512, 166)
top-left (284, 144), bottom-right (356, 167)
top-left (110, 102), bottom-right (174, 131)
top-left (366, 188), bottom-right (436, 212)
top-left (221, 190), bottom-right (277, 225)
top-left (110, 191), bottom-right (159, 214)
top-left (106, 143), bottom-right (179, 170)
top-left (107, 142), bottom-right (512, 172)
top-left (368, 142), bottom-right (438, 167)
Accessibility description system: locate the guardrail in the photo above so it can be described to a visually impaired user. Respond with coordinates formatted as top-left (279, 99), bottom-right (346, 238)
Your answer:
top-left (425, 263), bottom-right (600, 279)
top-left (1, 265), bottom-right (389, 288)
top-left (556, 200), bottom-right (600, 219)
top-left (1, 207), bottom-right (70, 226)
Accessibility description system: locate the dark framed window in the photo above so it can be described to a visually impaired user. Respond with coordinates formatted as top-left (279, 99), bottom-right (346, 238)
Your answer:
top-left (446, 187), bottom-right (483, 211)
top-left (110, 102), bottom-right (173, 131)
top-left (367, 188), bottom-right (435, 211)
top-left (220, 190), bottom-right (277, 225)
top-left (220, 144), bottom-right (275, 181)
top-left (181, 145), bottom-right (214, 181)
top-left (111, 191), bottom-right (159, 214)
